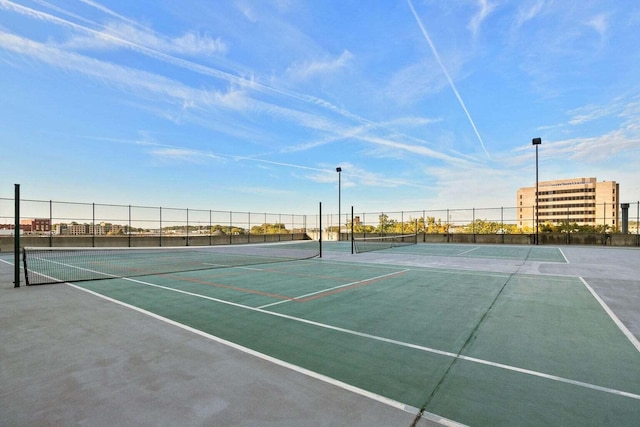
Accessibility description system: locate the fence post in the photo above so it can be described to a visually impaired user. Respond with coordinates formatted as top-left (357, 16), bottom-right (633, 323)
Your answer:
top-left (319, 202), bottom-right (322, 258)
top-left (501, 206), bottom-right (504, 244)
top-left (472, 207), bottom-right (476, 243)
top-left (49, 200), bottom-right (53, 248)
top-left (14, 184), bottom-right (20, 287)
top-left (92, 203), bottom-right (95, 247)
top-left (447, 208), bottom-right (450, 242)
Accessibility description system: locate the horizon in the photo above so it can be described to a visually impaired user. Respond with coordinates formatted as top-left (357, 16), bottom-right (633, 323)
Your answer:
top-left (2, 1), bottom-right (639, 215)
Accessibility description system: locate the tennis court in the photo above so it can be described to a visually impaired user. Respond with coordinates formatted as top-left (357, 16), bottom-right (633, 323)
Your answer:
top-left (3, 242), bottom-right (640, 425)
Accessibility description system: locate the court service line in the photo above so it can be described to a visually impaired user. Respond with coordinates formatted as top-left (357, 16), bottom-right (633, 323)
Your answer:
top-left (580, 277), bottom-right (640, 353)
top-left (456, 246), bottom-right (480, 256)
top-left (65, 281), bottom-right (464, 427)
top-left (257, 269), bottom-right (409, 309)
top-left (83, 275), bottom-right (640, 401)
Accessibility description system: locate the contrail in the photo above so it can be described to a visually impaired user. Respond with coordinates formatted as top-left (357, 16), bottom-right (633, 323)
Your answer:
top-left (1, 0), bottom-right (477, 165)
top-left (407, 0), bottom-right (491, 159)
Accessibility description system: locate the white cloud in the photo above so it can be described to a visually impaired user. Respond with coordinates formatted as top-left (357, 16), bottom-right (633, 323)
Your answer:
top-left (566, 95), bottom-right (640, 132)
top-left (65, 22), bottom-right (227, 56)
top-left (567, 103), bottom-right (618, 125)
top-left (150, 148), bottom-right (212, 163)
top-left (514, 0), bottom-right (546, 29)
top-left (0, 32), bottom-right (244, 111)
top-left (549, 130), bottom-right (640, 163)
top-left (286, 50), bottom-right (353, 80)
top-left (426, 165), bottom-right (523, 208)
top-left (384, 60), bottom-right (449, 105)
top-left (468, 0), bottom-right (497, 36)
top-left (306, 162), bottom-right (430, 190)
top-left (585, 13), bottom-right (608, 38)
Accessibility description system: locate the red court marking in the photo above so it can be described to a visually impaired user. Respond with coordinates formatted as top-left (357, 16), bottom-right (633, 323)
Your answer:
top-left (240, 264), bottom-right (383, 283)
top-left (162, 269), bottom-right (407, 305)
top-left (163, 274), bottom-right (295, 301)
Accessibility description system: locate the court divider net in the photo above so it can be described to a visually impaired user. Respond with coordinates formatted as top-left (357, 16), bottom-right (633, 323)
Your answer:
top-left (352, 234), bottom-right (417, 254)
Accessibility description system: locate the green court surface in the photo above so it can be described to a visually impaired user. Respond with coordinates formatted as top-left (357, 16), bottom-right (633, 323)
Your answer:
top-left (58, 243), bottom-right (640, 426)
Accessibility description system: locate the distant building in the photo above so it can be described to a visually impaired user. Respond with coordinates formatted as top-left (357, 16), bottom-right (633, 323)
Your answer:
top-left (517, 177), bottom-right (619, 228)
top-left (67, 223), bottom-right (89, 235)
top-left (20, 218), bottom-right (51, 233)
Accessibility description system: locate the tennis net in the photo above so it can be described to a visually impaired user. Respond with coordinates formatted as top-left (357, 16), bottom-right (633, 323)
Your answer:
top-left (353, 233), bottom-right (418, 254)
top-left (23, 241), bottom-right (320, 285)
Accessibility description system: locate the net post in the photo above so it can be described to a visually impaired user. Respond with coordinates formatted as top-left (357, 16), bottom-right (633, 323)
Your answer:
top-left (22, 247), bottom-right (30, 286)
top-left (14, 184), bottom-right (20, 288)
top-left (319, 202), bottom-right (322, 258)
top-left (351, 206), bottom-right (354, 254)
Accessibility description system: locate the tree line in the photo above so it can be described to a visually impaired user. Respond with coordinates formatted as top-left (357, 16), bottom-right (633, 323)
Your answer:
top-left (332, 214), bottom-right (621, 234)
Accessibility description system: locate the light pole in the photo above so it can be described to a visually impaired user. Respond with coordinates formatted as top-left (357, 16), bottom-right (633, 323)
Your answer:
top-left (532, 138), bottom-right (541, 245)
top-left (336, 167), bottom-right (342, 241)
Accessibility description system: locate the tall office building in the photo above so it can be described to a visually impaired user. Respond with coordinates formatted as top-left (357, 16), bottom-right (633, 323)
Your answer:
top-left (517, 177), bottom-right (619, 229)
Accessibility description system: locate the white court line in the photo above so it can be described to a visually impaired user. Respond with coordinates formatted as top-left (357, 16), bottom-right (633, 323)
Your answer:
top-left (65, 281), bottom-right (464, 427)
top-left (257, 270), bottom-right (409, 309)
top-left (76, 275), bottom-right (640, 401)
top-left (580, 277), bottom-right (640, 353)
top-left (456, 246), bottom-right (480, 256)
top-left (558, 247), bottom-right (570, 264)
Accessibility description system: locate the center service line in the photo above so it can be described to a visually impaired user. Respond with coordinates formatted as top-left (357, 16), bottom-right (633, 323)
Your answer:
top-left (258, 269), bottom-right (409, 309)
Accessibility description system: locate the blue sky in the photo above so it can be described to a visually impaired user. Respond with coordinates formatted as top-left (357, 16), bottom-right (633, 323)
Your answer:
top-left (1, 0), bottom-right (639, 216)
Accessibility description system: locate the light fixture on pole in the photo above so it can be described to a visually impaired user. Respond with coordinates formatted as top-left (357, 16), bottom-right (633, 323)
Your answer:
top-left (336, 167), bottom-right (342, 241)
top-left (532, 138), bottom-right (541, 245)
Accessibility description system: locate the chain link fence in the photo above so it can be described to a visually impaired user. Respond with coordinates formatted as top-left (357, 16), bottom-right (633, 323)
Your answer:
top-left (2, 197), bottom-right (639, 249)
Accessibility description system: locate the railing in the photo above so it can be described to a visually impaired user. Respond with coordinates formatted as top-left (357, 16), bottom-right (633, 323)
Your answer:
top-left (320, 203), bottom-right (640, 235)
top-left (2, 197), bottom-right (639, 249)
